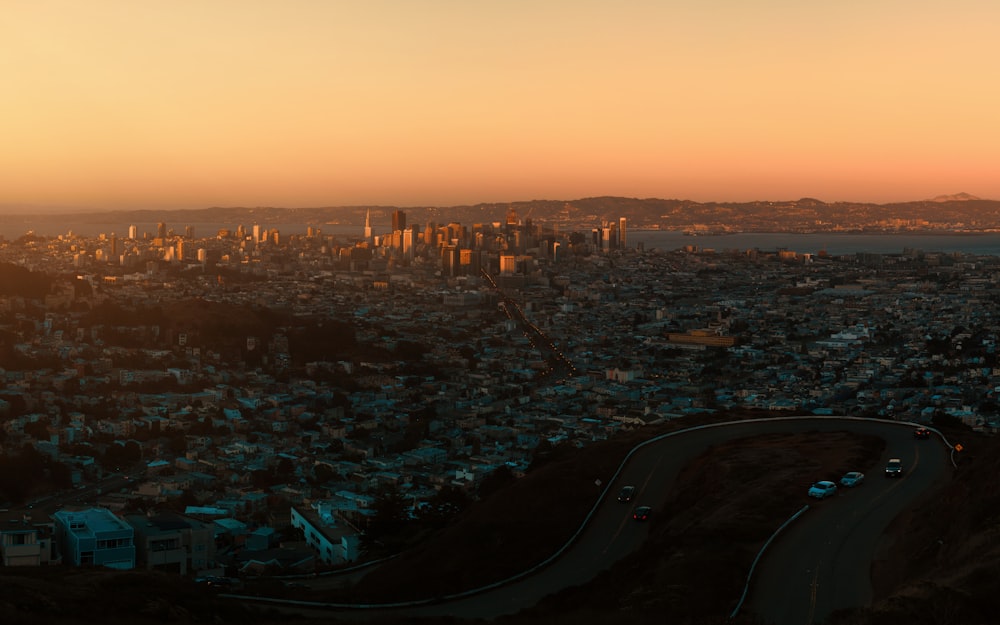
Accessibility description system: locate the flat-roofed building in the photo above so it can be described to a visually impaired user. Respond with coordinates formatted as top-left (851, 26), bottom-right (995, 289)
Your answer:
top-left (53, 508), bottom-right (135, 570)
top-left (125, 512), bottom-right (216, 575)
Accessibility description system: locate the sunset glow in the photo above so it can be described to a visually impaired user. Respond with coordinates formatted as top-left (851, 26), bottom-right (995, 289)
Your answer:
top-left (3, 0), bottom-right (999, 212)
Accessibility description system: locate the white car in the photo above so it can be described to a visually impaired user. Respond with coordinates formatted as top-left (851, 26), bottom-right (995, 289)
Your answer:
top-left (840, 471), bottom-right (865, 487)
top-left (808, 480), bottom-right (838, 499)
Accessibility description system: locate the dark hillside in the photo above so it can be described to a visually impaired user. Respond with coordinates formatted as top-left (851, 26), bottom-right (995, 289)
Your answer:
top-left (829, 428), bottom-right (999, 625)
top-left (4, 420), bottom-right (999, 625)
top-left (344, 429), bottom-right (885, 624)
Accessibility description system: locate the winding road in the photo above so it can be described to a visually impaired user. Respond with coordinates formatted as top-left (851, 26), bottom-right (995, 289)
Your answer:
top-left (234, 417), bottom-right (953, 624)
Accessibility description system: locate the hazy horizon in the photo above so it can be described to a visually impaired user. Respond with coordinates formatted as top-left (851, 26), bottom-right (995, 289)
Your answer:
top-left (4, 1), bottom-right (999, 213)
top-left (0, 191), bottom-right (993, 217)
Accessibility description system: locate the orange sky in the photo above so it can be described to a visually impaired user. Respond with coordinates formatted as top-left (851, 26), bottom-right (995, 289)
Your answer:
top-left (2, 1), bottom-right (998, 212)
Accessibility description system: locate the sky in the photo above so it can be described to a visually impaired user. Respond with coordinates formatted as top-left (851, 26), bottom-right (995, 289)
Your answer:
top-left (2, 0), bottom-right (999, 212)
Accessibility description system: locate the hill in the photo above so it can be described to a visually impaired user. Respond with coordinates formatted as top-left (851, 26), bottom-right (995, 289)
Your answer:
top-left (7, 194), bottom-right (1000, 235)
top-left (0, 416), bottom-right (993, 625)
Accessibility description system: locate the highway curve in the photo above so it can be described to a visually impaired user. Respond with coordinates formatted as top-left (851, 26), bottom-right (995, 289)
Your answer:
top-left (242, 417), bottom-right (953, 623)
top-left (744, 420), bottom-right (952, 625)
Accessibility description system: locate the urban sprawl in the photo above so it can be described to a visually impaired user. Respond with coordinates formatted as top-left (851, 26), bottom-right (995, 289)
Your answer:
top-left (0, 207), bottom-right (996, 580)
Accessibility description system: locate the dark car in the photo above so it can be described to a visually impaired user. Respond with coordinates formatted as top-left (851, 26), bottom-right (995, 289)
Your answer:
top-left (618, 486), bottom-right (636, 503)
top-left (885, 458), bottom-right (904, 477)
top-left (914, 427), bottom-right (931, 439)
top-left (632, 505), bottom-right (652, 521)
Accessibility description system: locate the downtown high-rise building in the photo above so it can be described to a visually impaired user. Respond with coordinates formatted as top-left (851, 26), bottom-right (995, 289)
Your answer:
top-left (392, 210), bottom-right (406, 234)
top-left (402, 227), bottom-right (414, 260)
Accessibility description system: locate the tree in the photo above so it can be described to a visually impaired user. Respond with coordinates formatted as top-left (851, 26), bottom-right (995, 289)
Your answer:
top-left (478, 465), bottom-right (516, 499)
top-left (364, 485), bottom-right (411, 552)
top-left (311, 463), bottom-right (336, 485)
top-left (275, 456), bottom-right (295, 478)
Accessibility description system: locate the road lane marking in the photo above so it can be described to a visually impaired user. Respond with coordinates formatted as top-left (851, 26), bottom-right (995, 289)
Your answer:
top-left (807, 564), bottom-right (821, 625)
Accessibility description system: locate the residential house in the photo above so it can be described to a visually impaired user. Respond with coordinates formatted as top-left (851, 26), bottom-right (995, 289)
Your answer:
top-left (53, 508), bottom-right (135, 570)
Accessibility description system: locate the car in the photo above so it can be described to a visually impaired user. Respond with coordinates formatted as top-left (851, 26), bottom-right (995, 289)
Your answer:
top-left (914, 427), bottom-right (931, 439)
top-left (840, 471), bottom-right (865, 487)
top-left (632, 505), bottom-right (652, 521)
top-left (885, 458), bottom-right (904, 477)
top-left (808, 481), bottom-right (838, 499)
top-left (617, 486), bottom-right (636, 503)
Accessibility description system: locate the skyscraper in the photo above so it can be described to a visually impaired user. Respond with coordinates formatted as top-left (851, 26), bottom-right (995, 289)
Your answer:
top-left (619, 217), bottom-right (627, 249)
top-left (364, 209), bottom-right (373, 243)
top-left (392, 210), bottom-right (406, 234)
top-left (402, 227), bottom-right (414, 260)
top-left (441, 244), bottom-right (458, 277)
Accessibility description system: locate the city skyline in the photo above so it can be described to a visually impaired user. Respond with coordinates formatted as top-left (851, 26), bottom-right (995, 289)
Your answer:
top-left (3, 1), bottom-right (999, 213)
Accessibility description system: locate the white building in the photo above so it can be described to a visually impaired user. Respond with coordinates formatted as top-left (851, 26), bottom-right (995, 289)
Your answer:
top-left (291, 503), bottom-right (361, 565)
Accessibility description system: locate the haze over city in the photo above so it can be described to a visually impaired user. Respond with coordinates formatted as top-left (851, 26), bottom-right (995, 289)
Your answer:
top-left (4, 0), bottom-right (999, 213)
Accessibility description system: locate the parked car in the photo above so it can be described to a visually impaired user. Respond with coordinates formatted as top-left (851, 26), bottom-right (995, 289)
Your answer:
top-left (914, 427), bottom-right (931, 439)
top-left (618, 486), bottom-right (636, 503)
top-left (632, 505), bottom-right (652, 521)
top-left (840, 471), bottom-right (865, 487)
top-left (885, 458), bottom-right (904, 478)
top-left (808, 481), bottom-right (838, 499)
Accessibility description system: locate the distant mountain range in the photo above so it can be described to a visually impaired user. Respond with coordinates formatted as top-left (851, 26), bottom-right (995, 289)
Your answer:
top-left (3, 194), bottom-right (1000, 234)
top-left (928, 192), bottom-right (981, 202)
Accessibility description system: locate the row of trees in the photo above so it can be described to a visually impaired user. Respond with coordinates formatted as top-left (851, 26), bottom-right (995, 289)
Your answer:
top-left (0, 445), bottom-right (72, 504)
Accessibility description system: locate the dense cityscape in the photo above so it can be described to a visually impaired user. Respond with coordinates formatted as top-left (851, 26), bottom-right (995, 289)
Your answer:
top-left (0, 204), bottom-right (997, 620)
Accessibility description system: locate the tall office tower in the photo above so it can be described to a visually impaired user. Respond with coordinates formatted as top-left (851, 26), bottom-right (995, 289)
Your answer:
top-left (176, 238), bottom-right (185, 261)
top-left (128, 224), bottom-right (137, 239)
top-left (109, 234), bottom-right (118, 261)
top-left (441, 244), bottom-right (458, 276)
top-left (157, 222), bottom-right (167, 239)
top-left (459, 248), bottom-right (480, 276)
top-left (402, 227), bottom-right (415, 260)
top-left (185, 225), bottom-right (195, 239)
top-left (364, 209), bottom-right (373, 243)
top-left (236, 224), bottom-right (247, 240)
top-left (252, 223), bottom-right (261, 242)
top-left (392, 210), bottom-right (406, 234)
top-left (618, 217), bottom-right (627, 249)
top-left (500, 254), bottom-right (516, 275)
